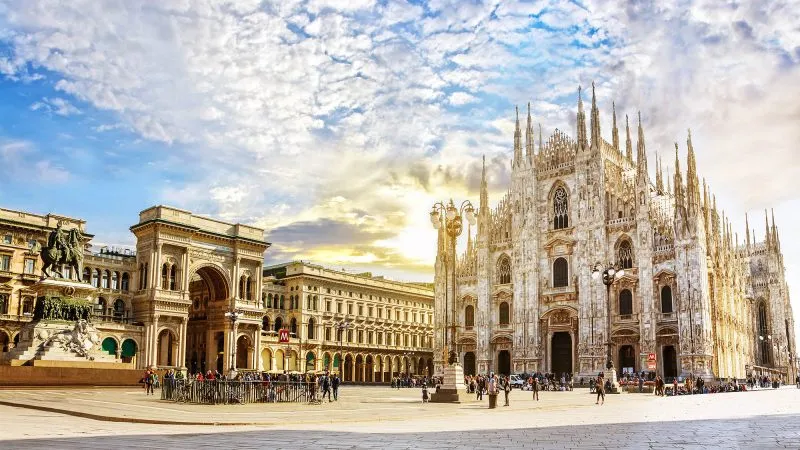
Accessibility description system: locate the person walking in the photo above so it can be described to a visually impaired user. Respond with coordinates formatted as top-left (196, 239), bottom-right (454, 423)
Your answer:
top-left (322, 373), bottom-right (332, 402)
top-left (477, 375), bottom-right (484, 401)
top-left (422, 383), bottom-right (429, 404)
top-left (595, 375), bottom-right (605, 405)
top-left (531, 375), bottom-right (539, 401)
top-left (503, 376), bottom-right (511, 406)
top-left (332, 373), bottom-right (340, 401)
top-left (795, 374), bottom-right (799, 389)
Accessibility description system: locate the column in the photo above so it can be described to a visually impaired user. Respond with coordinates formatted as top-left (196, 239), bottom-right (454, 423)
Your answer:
top-left (206, 328), bottom-right (216, 373)
top-left (178, 317), bottom-right (188, 369)
top-left (232, 257), bottom-right (241, 301)
top-left (150, 315), bottom-right (160, 367)
top-left (181, 249), bottom-right (190, 291)
top-left (254, 325), bottom-right (263, 371)
top-left (155, 243), bottom-right (163, 290)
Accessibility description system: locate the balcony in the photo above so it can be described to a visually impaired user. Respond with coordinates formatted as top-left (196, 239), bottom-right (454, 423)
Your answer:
top-left (658, 312), bottom-right (677, 322)
top-left (615, 313), bottom-right (639, 324)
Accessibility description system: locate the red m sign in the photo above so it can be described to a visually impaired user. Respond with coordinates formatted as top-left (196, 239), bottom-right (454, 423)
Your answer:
top-left (279, 329), bottom-right (290, 343)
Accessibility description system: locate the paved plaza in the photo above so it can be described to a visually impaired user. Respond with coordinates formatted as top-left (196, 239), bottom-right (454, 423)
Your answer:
top-left (0, 386), bottom-right (798, 449)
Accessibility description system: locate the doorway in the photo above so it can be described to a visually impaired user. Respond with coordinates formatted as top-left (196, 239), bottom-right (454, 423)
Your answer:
top-left (463, 352), bottom-right (476, 376)
top-left (619, 345), bottom-right (636, 374)
top-left (662, 345), bottom-right (678, 380)
top-left (497, 350), bottom-right (511, 376)
top-left (551, 332), bottom-right (572, 375)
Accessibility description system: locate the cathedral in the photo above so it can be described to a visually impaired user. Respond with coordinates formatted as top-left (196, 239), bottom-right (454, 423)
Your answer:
top-left (433, 84), bottom-right (797, 383)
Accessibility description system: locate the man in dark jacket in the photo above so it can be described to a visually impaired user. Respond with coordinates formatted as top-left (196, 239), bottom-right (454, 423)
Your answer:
top-left (332, 374), bottom-right (341, 401)
top-left (322, 373), bottom-right (331, 402)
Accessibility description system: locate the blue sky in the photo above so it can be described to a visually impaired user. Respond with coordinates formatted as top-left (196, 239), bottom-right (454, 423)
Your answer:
top-left (1, 0), bottom-right (800, 342)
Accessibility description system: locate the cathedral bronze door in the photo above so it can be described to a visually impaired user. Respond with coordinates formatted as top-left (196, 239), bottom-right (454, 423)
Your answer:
top-left (464, 352), bottom-right (476, 376)
top-left (498, 350), bottom-right (511, 376)
top-left (662, 345), bottom-right (678, 380)
top-left (551, 332), bottom-right (572, 375)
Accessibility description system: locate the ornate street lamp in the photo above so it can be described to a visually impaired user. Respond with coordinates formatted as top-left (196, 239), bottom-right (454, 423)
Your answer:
top-left (430, 199), bottom-right (476, 366)
top-left (591, 262), bottom-right (625, 375)
top-left (327, 319), bottom-right (351, 379)
top-left (224, 309), bottom-right (243, 376)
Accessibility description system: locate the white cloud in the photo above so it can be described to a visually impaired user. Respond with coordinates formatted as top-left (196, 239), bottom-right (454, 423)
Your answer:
top-left (29, 97), bottom-right (81, 116)
top-left (1, 0), bottom-right (800, 336)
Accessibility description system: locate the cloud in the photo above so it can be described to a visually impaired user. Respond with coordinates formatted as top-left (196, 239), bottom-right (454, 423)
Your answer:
top-left (1, 0), bottom-right (800, 340)
top-left (448, 91), bottom-right (478, 106)
top-left (30, 97), bottom-right (81, 116)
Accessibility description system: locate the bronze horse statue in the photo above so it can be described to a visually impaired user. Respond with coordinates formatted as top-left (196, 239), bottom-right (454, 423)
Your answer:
top-left (41, 225), bottom-right (84, 281)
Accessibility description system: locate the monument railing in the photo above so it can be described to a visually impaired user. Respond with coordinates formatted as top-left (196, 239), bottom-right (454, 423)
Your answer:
top-left (160, 379), bottom-right (318, 405)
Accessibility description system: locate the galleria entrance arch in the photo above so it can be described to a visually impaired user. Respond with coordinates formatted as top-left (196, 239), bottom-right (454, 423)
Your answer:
top-left (130, 206), bottom-right (269, 371)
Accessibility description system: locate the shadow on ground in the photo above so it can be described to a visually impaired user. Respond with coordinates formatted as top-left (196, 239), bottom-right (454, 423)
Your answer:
top-left (6, 413), bottom-right (800, 449)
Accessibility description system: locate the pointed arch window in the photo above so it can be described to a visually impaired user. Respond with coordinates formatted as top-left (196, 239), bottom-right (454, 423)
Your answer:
top-left (499, 302), bottom-right (510, 326)
top-left (552, 258), bottom-right (569, 288)
top-left (660, 286), bottom-right (673, 313)
top-left (619, 289), bottom-right (633, 316)
top-left (496, 256), bottom-right (511, 285)
top-left (465, 305), bottom-right (474, 329)
top-left (618, 240), bottom-right (634, 269)
top-left (169, 266), bottom-right (177, 291)
top-left (757, 301), bottom-right (771, 366)
top-left (307, 318), bottom-right (316, 340)
top-left (553, 186), bottom-right (569, 229)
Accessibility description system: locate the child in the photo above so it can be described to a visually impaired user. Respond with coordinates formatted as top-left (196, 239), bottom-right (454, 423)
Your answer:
top-left (421, 384), bottom-right (429, 403)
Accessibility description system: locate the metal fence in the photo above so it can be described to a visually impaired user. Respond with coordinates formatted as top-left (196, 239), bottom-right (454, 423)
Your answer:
top-left (160, 379), bottom-right (318, 405)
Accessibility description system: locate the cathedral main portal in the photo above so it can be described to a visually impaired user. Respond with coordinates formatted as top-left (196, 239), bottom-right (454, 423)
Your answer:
top-left (551, 332), bottom-right (572, 375)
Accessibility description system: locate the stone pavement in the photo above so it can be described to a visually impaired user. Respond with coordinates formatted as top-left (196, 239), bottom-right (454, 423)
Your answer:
top-left (0, 386), bottom-right (798, 449)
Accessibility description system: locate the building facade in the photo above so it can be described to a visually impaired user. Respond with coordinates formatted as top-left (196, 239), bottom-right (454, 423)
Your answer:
top-left (0, 208), bottom-right (141, 363)
top-left (2, 205), bottom-right (434, 382)
top-left (260, 261), bottom-right (434, 382)
top-left (434, 85), bottom-right (797, 382)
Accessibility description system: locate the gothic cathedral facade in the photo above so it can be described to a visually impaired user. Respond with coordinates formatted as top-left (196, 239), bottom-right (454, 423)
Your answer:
top-left (433, 84), bottom-right (797, 383)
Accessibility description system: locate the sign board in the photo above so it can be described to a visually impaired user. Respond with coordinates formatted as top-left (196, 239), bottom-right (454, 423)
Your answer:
top-left (279, 329), bottom-right (290, 343)
top-left (647, 361), bottom-right (656, 370)
top-left (648, 353), bottom-right (656, 362)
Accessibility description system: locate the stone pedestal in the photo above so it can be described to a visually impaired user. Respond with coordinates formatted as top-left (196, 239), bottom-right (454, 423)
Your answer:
top-left (431, 363), bottom-right (467, 403)
top-left (2, 279), bottom-right (121, 368)
top-left (604, 368), bottom-right (621, 393)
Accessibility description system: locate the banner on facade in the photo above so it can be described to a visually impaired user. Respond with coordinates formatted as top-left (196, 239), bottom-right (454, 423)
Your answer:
top-left (647, 353), bottom-right (656, 362)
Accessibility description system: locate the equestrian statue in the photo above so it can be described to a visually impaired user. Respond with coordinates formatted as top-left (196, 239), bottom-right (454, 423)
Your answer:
top-left (41, 221), bottom-right (85, 281)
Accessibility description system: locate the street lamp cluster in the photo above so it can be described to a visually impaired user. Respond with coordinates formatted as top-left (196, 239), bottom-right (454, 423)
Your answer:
top-left (430, 199), bottom-right (476, 366)
top-left (590, 263), bottom-right (625, 372)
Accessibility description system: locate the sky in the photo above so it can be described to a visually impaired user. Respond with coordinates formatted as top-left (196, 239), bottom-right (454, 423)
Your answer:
top-left (1, 0), bottom-right (799, 337)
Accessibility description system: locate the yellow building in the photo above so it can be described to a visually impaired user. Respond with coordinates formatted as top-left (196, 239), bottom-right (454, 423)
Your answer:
top-left (259, 261), bottom-right (435, 382)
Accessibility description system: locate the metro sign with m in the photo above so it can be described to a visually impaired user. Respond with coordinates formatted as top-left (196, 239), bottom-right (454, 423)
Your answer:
top-left (279, 329), bottom-right (290, 343)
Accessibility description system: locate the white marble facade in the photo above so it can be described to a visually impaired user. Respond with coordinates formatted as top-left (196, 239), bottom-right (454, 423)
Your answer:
top-left (433, 84), bottom-right (797, 383)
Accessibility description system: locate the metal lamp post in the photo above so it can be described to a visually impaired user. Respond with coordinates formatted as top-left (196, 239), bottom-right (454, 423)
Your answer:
top-left (591, 262), bottom-right (625, 374)
top-left (329, 319), bottom-right (351, 379)
top-left (430, 199), bottom-right (476, 366)
top-left (224, 309), bottom-right (242, 376)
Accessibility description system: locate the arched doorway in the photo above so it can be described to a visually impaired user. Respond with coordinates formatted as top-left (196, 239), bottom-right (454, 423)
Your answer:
top-left (463, 352), bottom-right (476, 376)
top-left (365, 355), bottom-right (374, 382)
top-left (344, 355), bottom-right (353, 382)
top-left (551, 332), bottom-right (572, 375)
top-left (120, 339), bottom-right (137, 364)
top-left (101, 337), bottom-right (118, 356)
top-left (275, 349), bottom-right (285, 371)
top-left (498, 350), bottom-right (511, 376)
top-left (662, 345), bottom-right (677, 380)
top-left (261, 348), bottom-right (272, 372)
top-left (355, 355), bottom-right (364, 382)
top-left (306, 352), bottom-right (315, 373)
top-left (236, 336), bottom-right (249, 369)
top-left (619, 345), bottom-right (636, 374)
top-left (157, 329), bottom-right (178, 367)
top-left (185, 265), bottom-right (230, 373)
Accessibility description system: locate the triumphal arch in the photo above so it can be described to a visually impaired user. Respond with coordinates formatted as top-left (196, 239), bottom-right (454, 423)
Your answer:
top-left (130, 206), bottom-right (269, 373)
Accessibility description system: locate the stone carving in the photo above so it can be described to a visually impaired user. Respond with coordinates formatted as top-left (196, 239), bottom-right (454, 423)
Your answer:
top-left (46, 320), bottom-right (101, 359)
top-left (551, 310), bottom-right (571, 324)
top-left (41, 221), bottom-right (85, 280)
